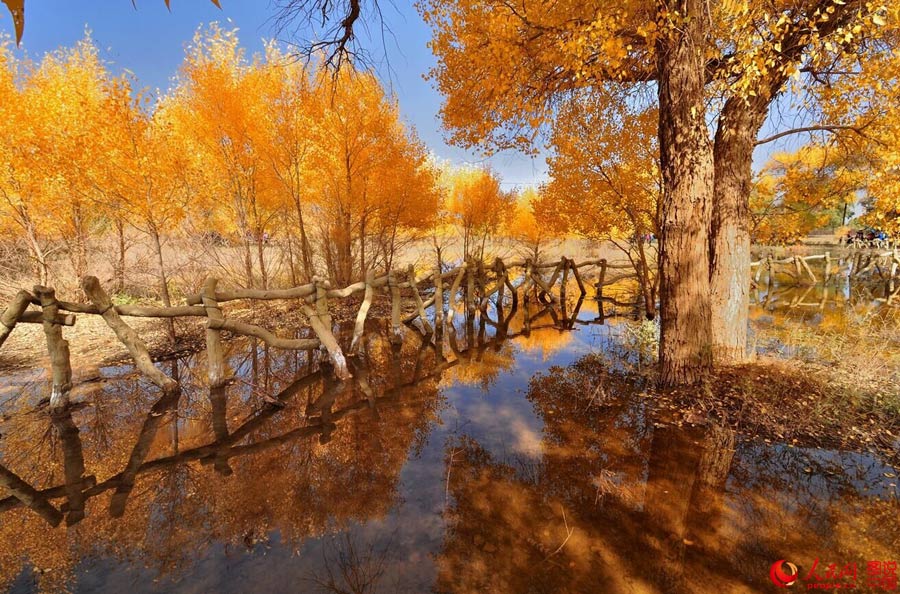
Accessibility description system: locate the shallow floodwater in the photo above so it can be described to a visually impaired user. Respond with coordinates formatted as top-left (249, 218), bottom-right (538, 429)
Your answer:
top-left (0, 284), bottom-right (898, 593)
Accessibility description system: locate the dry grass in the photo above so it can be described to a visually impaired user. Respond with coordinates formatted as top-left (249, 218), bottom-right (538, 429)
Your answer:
top-left (753, 307), bottom-right (900, 417)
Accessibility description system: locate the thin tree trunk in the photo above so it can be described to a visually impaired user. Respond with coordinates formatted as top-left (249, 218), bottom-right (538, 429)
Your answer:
top-left (241, 235), bottom-right (254, 289)
top-left (359, 215), bottom-right (367, 277)
top-left (25, 229), bottom-right (49, 285)
top-left (293, 196), bottom-right (314, 281)
top-left (334, 208), bottom-right (353, 285)
top-left (69, 205), bottom-right (89, 292)
top-left (463, 227), bottom-right (470, 261)
top-left (149, 226), bottom-right (177, 344)
top-left (114, 218), bottom-right (127, 294)
top-left (655, 0), bottom-right (715, 386)
top-left (635, 236), bottom-right (656, 319)
top-left (256, 232), bottom-right (268, 291)
top-left (286, 234), bottom-right (298, 287)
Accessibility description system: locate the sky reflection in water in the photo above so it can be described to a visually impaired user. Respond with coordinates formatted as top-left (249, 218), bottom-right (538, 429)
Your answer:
top-left (0, 289), bottom-right (897, 593)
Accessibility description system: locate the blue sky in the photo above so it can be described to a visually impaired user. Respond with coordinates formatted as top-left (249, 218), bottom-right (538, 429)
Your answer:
top-left (0, 1), bottom-right (548, 189)
top-left (1, 1), bottom-right (814, 185)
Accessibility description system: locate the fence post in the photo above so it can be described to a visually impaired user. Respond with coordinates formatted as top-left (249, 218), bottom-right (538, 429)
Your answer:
top-left (34, 286), bottom-right (72, 412)
top-left (520, 259), bottom-right (532, 301)
top-left (466, 258), bottom-right (476, 318)
top-left (570, 258), bottom-right (587, 296)
top-left (0, 290), bottom-right (33, 348)
top-left (799, 257), bottom-right (818, 284)
top-left (433, 265), bottom-right (444, 335)
top-left (408, 264), bottom-right (434, 335)
top-left (596, 259), bottom-right (607, 299)
top-left (82, 276), bottom-right (179, 395)
top-left (350, 270), bottom-right (375, 355)
top-left (315, 277), bottom-right (333, 329)
top-left (389, 273), bottom-right (402, 345)
top-left (476, 259), bottom-right (486, 306)
top-left (201, 278), bottom-right (227, 389)
top-left (299, 301), bottom-right (351, 380)
top-left (446, 263), bottom-right (466, 325)
top-left (493, 258), bottom-right (506, 307)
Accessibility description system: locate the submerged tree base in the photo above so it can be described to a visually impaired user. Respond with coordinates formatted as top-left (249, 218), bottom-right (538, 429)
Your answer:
top-left (561, 352), bottom-right (900, 467)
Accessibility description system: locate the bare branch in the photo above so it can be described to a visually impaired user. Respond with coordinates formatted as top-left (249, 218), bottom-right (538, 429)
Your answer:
top-left (269, 0), bottom-right (384, 71)
top-left (756, 124), bottom-right (872, 146)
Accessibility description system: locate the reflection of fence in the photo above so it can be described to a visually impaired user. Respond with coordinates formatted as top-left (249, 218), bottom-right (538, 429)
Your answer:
top-left (0, 297), bottom-right (606, 527)
top-left (751, 250), bottom-right (900, 287)
top-left (0, 366), bottom-right (423, 525)
top-left (752, 282), bottom-right (900, 310)
top-left (0, 257), bottom-right (634, 411)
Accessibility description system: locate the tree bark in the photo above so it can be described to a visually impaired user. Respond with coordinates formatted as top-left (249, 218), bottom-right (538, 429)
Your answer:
top-left (241, 235), bottom-right (255, 289)
top-left (655, 0), bottom-right (715, 386)
top-left (68, 204), bottom-right (89, 291)
top-left (709, 100), bottom-right (766, 364)
top-left (34, 286), bottom-right (73, 411)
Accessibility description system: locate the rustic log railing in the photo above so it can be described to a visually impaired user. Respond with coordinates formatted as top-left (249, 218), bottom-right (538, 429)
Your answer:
top-left (0, 297), bottom-right (606, 525)
top-left (0, 256), bottom-right (638, 411)
top-left (7, 250), bottom-right (894, 412)
top-left (751, 249), bottom-right (900, 287)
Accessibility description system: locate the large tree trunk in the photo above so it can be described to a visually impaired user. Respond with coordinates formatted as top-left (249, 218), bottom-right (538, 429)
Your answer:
top-left (655, 0), bottom-right (715, 386)
top-left (709, 100), bottom-right (766, 364)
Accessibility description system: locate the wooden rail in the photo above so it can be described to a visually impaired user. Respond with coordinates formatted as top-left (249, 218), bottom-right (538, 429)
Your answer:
top-left (4, 250), bottom-right (896, 412)
top-left (751, 249), bottom-right (900, 286)
top-left (0, 296), bottom-right (614, 525)
top-left (0, 256), bottom-right (630, 411)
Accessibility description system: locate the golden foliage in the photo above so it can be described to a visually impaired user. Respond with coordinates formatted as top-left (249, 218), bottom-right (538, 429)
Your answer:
top-left (0, 27), bottom-right (441, 290)
top-left (505, 187), bottom-right (551, 260)
top-left (540, 93), bottom-right (658, 243)
top-left (419, 0), bottom-right (890, 154)
top-left (442, 165), bottom-right (514, 260)
top-left (752, 144), bottom-right (864, 244)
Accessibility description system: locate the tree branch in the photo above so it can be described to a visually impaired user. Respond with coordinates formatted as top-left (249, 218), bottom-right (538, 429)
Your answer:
top-left (756, 124), bottom-right (871, 146)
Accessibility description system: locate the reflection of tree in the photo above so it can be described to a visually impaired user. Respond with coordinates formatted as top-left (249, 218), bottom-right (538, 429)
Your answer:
top-left (439, 300), bottom-right (583, 391)
top-left (307, 532), bottom-right (396, 594)
top-left (0, 324), bottom-right (448, 592)
top-left (435, 354), bottom-right (900, 593)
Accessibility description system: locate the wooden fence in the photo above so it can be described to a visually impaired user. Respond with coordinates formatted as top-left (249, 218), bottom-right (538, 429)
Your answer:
top-left (0, 256), bottom-right (639, 412)
top-left (751, 249), bottom-right (900, 287)
top-left (8, 248), bottom-right (892, 413)
top-left (0, 290), bottom-right (617, 526)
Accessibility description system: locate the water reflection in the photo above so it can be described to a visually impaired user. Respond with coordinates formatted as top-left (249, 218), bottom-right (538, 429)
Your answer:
top-left (0, 292), bottom-right (897, 593)
top-left (438, 360), bottom-right (899, 593)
